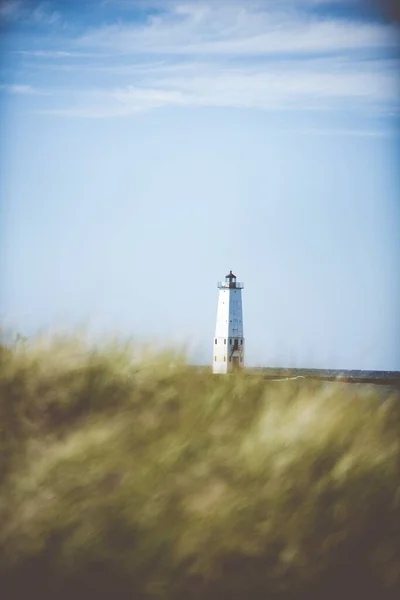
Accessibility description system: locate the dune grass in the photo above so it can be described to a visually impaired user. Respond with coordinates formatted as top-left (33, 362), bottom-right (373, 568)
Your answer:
top-left (0, 333), bottom-right (399, 599)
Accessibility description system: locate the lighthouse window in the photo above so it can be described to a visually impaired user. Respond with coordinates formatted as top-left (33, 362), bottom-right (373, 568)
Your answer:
top-left (224, 356), bottom-right (226, 362)
top-left (241, 340), bottom-right (243, 345)
top-left (214, 356), bottom-right (217, 362)
top-left (224, 339), bottom-right (226, 345)
top-left (229, 338), bottom-right (232, 344)
top-left (214, 339), bottom-right (217, 344)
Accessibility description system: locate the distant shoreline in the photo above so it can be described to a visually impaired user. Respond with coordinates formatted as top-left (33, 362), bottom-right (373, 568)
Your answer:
top-left (247, 367), bottom-right (400, 386)
top-left (194, 366), bottom-right (400, 386)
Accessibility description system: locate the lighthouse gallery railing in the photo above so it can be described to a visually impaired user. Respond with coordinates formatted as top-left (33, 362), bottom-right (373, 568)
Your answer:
top-left (217, 281), bottom-right (244, 289)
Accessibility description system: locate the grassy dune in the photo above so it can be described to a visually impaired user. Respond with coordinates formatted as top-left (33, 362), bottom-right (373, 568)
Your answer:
top-left (1, 334), bottom-right (400, 599)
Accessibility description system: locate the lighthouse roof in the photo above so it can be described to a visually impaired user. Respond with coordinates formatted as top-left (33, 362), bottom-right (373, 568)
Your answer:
top-left (218, 270), bottom-right (243, 289)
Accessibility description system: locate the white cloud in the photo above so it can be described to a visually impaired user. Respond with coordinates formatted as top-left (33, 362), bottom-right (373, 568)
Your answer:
top-left (77, 1), bottom-right (398, 56)
top-left (31, 3), bottom-right (60, 26)
top-left (17, 50), bottom-right (92, 58)
top-left (0, 84), bottom-right (40, 94)
top-left (7, 0), bottom-right (400, 119)
top-left (34, 55), bottom-right (399, 118)
top-left (287, 127), bottom-right (396, 138)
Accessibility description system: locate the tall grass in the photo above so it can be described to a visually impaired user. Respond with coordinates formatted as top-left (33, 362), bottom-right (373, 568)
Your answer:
top-left (0, 334), bottom-right (399, 599)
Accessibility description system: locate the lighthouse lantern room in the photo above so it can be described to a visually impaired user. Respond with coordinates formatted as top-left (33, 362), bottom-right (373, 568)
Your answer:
top-left (213, 271), bottom-right (245, 374)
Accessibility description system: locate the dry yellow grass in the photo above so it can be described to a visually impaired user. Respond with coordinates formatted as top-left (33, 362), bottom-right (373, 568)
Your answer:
top-left (0, 333), bottom-right (399, 599)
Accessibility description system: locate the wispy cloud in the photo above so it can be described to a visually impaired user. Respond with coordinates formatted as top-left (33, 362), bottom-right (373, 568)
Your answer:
top-left (16, 50), bottom-right (95, 58)
top-left (29, 53), bottom-right (399, 118)
top-left (4, 0), bottom-right (400, 119)
top-left (77, 2), bottom-right (398, 56)
top-left (0, 83), bottom-right (44, 95)
top-left (287, 127), bottom-right (398, 137)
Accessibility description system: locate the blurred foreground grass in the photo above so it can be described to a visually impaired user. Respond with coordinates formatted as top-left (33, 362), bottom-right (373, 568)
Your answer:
top-left (1, 334), bottom-right (400, 599)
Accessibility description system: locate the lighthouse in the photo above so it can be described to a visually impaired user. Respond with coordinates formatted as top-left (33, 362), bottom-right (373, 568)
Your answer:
top-left (213, 271), bottom-right (245, 374)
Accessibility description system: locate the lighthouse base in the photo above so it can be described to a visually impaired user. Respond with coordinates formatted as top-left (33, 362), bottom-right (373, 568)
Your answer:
top-left (213, 358), bottom-right (244, 375)
top-left (213, 361), bottom-right (228, 375)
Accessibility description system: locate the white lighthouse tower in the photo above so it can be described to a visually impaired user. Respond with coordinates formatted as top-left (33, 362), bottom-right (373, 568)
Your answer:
top-left (213, 271), bottom-right (245, 374)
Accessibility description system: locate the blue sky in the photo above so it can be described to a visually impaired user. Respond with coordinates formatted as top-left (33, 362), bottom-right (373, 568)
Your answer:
top-left (1, 0), bottom-right (399, 369)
